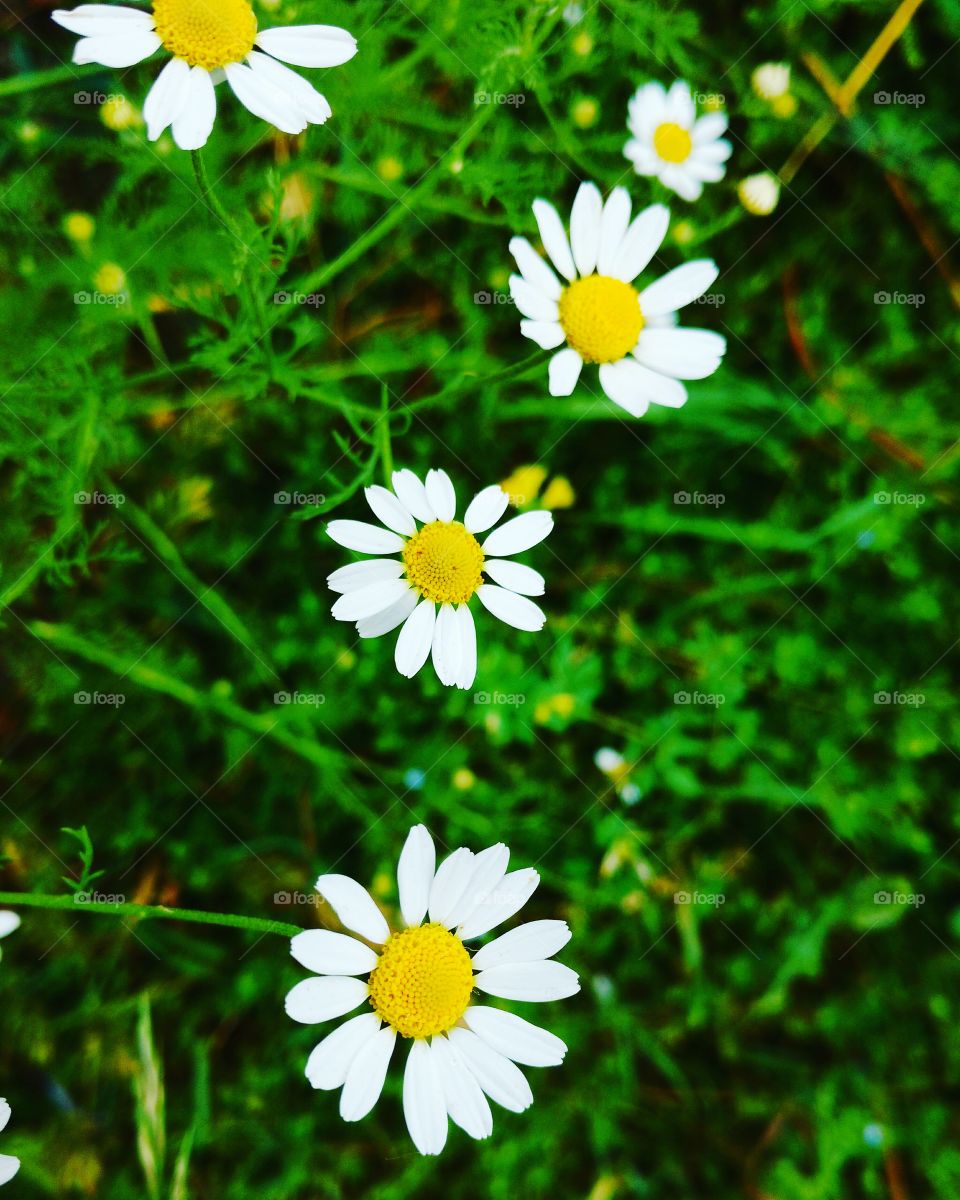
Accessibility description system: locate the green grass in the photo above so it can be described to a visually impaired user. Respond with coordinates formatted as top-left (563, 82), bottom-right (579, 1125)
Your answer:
top-left (1, 0), bottom-right (959, 1196)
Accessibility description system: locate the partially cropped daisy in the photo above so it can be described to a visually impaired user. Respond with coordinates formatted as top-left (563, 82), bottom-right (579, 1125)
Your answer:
top-left (624, 80), bottom-right (732, 201)
top-left (509, 183), bottom-right (726, 415)
top-left (326, 469), bottom-right (553, 689)
top-left (0, 1101), bottom-right (19, 1186)
top-left (285, 825), bottom-right (578, 1155)
top-left (51, 2), bottom-right (357, 150)
top-left (0, 912), bottom-right (18, 965)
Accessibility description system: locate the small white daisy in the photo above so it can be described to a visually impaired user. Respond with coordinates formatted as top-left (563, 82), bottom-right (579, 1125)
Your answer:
top-left (326, 469), bottom-right (553, 690)
top-left (738, 172), bottom-right (781, 217)
top-left (624, 80), bottom-right (732, 202)
top-left (0, 1101), bottom-right (20, 1186)
top-left (752, 62), bottom-right (791, 101)
top-left (51, 1), bottom-right (357, 151)
top-left (285, 825), bottom-right (579, 1155)
top-left (509, 182), bottom-right (726, 416)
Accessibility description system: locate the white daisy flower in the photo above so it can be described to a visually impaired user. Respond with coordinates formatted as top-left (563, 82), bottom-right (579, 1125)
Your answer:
top-left (0, 912), bottom-right (18, 965)
top-left (752, 62), bottom-right (791, 101)
top-left (51, 2), bottom-right (357, 151)
top-left (624, 80), bottom-right (732, 202)
top-left (0, 1101), bottom-right (20, 1186)
top-left (284, 825), bottom-right (579, 1155)
top-left (326, 469), bottom-right (553, 690)
top-left (509, 182), bottom-right (726, 416)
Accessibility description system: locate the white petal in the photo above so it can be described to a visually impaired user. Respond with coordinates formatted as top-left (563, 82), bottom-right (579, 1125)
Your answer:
top-left (305, 1012), bottom-right (381, 1090)
top-left (661, 164), bottom-right (703, 202)
top-left (445, 844), bottom-right (509, 929)
top-left (610, 203), bottom-right (669, 283)
top-left (284, 976), bottom-right (368, 1024)
top-left (548, 347), bottom-right (583, 396)
top-left (331, 578), bottom-right (412, 622)
top-left (0, 1155), bottom-right (19, 1185)
top-left (481, 510), bottom-right (553, 557)
top-left (464, 484), bottom-right (509, 534)
top-left (455, 604), bottom-right (478, 690)
top-left (627, 81), bottom-right (668, 138)
top-left (428, 847), bottom-right (476, 925)
top-left (665, 79), bottom-right (695, 126)
top-left (364, 485), bottom-right (416, 535)
top-left (392, 469), bottom-right (436, 523)
top-left (603, 358), bottom-right (687, 409)
top-left (463, 1007), bottom-right (567, 1067)
top-left (290, 929), bottom-right (378, 976)
top-left (693, 111), bottom-right (728, 143)
top-left (357, 589), bottom-right (417, 638)
top-left (509, 236), bottom-right (562, 302)
top-left (326, 520), bottom-right (405, 555)
top-left (431, 602), bottom-right (462, 688)
top-left (624, 139), bottom-right (660, 175)
top-left (395, 600), bottom-right (436, 678)
top-left (447, 1028), bottom-right (533, 1113)
top-left (519, 319), bottom-right (566, 350)
top-left (327, 558), bottom-right (404, 594)
top-left (596, 186), bottom-right (632, 276)
top-left (569, 182), bottom-right (603, 277)
top-left (424, 469), bottom-right (456, 522)
top-left (471, 919), bottom-right (571, 970)
top-left (633, 327), bottom-right (726, 380)
top-left (458, 868), bottom-right (540, 939)
top-left (403, 1040), bottom-right (448, 1156)
top-left (171, 66), bottom-right (216, 151)
top-left (691, 137), bottom-right (732, 163)
top-left (143, 56), bottom-right (191, 142)
top-left (314, 874), bottom-right (390, 943)
top-left (257, 23), bottom-right (358, 68)
top-left (687, 158), bottom-right (727, 183)
top-left (0, 1099), bottom-right (9, 1132)
top-left (340, 1026), bottom-right (396, 1121)
top-left (475, 959), bottom-right (580, 1002)
top-left (225, 61), bottom-right (307, 135)
top-left (476, 585), bottom-right (546, 632)
top-left (0, 912), bottom-right (20, 939)
top-left (72, 29), bottom-right (161, 66)
top-left (482, 558), bottom-right (544, 596)
top-left (247, 51), bottom-right (331, 125)
top-left (397, 824), bottom-right (436, 927)
top-left (509, 274), bottom-right (559, 323)
top-left (431, 1034), bottom-right (494, 1139)
top-left (532, 199), bottom-right (576, 281)
top-left (52, 5), bottom-right (155, 35)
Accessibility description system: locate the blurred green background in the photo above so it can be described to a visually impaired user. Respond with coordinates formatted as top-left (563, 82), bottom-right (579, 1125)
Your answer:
top-left (2, 0), bottom-right (959, 1196)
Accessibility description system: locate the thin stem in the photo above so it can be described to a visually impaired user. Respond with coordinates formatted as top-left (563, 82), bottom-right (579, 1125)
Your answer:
top-left (378, 385), bottom-right (393, 484)
top-left (0, 891), bottom-right (298, 938)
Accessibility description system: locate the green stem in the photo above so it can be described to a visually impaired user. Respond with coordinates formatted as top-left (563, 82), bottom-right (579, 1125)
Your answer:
top-left (378, 385), bottom-right (393, 485)
top-left (0, 891), bottom-right (298, 938)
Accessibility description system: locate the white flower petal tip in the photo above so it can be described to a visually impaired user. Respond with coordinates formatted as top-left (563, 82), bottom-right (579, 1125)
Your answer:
top-left (284, 975), bottom-right (369, 1024)
top-left (314, 874), bottom-right (390, 944)
top-left (397, 824), bottom-right (436, 927)
top-left (0, 912), bottom-right (21, 939)
top-left (327, 470), bottom-right (552, 686)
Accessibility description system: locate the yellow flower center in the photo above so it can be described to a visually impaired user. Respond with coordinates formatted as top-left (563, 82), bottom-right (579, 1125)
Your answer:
top-left (368, 923), bottom-right (474, 1039)
top-left (402, 521), bottom-right (484, 605)
top-left (653, 121), bottom-right (693, 164)
top-left (558, 275), bottom-right (644, 364)
top-left (152, 0), bottom-right (258, 71)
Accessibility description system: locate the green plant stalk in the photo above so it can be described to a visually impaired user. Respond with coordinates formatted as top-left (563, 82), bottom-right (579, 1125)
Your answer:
top-left (0, 891), bottom-right (299, 938)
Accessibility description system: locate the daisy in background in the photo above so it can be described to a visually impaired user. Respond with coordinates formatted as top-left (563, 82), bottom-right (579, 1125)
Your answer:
top-left (285, 825), bottom-right (578, 1155)
top-left (326, 469), bottom-right (553, 690)
top-left (51, 2), bottom-right (357, 151)
top-left (0, 1101), bottom-right (19, 1186)
top-left (624, 80), bottom-right (732, 201)
top-left (509, 182), bottom-right (726, 415)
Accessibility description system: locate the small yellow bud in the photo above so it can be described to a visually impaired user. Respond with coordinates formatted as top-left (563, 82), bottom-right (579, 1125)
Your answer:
top-left (449, 157), bottom-right (464, 175)
top-left (93, 262), bottom-right (127, 294)
top-left (671, 220), bottom-right (696, 247)
top-left (501, 464), bottom-right (547, 507)
top-left (571, 30), bottom-right (593, 56)
top-left (551, 692), bottom-right (576, 718)
top-left (534, 700), bottom-right (554, 725)
top-left (18, 121), bottom-right (42, 144)
top-left (571, 97), bottom-right (599, 129)
top-left (451, 767), bottom-right (475, 791)
top-left (771, 93), bottom-right (797, 119)
top-left (541, 475), bottom-right (575, 510)
top-left (377, 156), bottom-right (404, 183)
top-left (64, 212), bottom-right (95, 243)
top-left (100, 94), bottom-right (141, 131)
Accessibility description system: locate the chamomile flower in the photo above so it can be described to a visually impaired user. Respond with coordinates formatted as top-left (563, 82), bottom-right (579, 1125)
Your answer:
top-left (738, 172), bottom-right (781, 216)
top-left (509, 183), bottom-right (726, 415)
top-left (0, 1100), bottom-right (19, 1186)
top-left (326, 469), bottom-right (553, 690)
top-left (624, 80), bottom-right (732, 202)
top-left (285, 825), bottom-right (578, 1155)
top-left (51, 2), bottom-right (357, 151)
